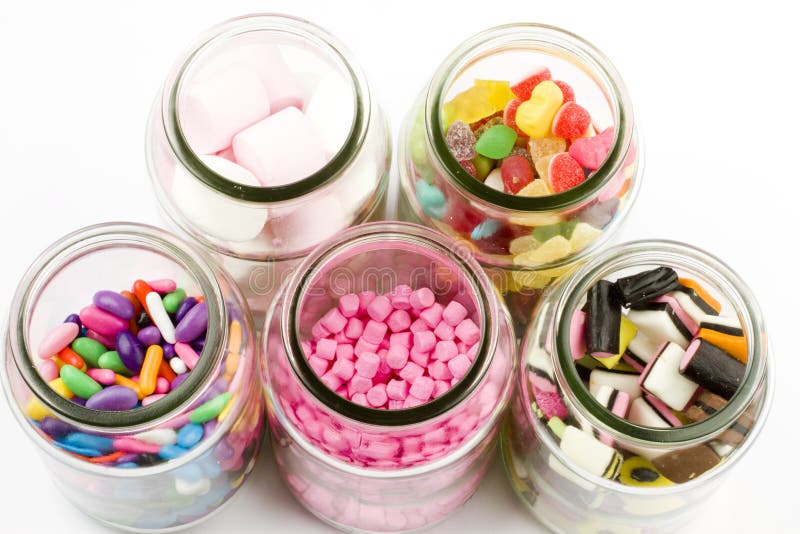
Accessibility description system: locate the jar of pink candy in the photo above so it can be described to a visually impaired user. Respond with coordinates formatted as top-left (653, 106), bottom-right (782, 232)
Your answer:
top-left (1, 223), bottom-right (264, 531)
top-left (146, 14), bottom-right (391, 316)
top-left (398, 24), bottom-right (642, 331)
top-left (502, 240), bottom-right (772, 532)
top-left (262, 222), bottom-right (517, 531)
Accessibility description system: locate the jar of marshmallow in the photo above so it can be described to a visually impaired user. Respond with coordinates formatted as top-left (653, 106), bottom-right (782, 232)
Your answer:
top-left (146, 14), bottom-right (391, 316)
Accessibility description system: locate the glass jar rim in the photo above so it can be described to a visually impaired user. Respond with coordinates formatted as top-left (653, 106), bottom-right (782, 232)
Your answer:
top-left (159, 13), bottom-right (371, 204)
top-left (426, 22), bottom-right (635, 212)
top-left (4, 222), bottom-right (229, 431)
top-left (275, 221), bottom-right (499, 426)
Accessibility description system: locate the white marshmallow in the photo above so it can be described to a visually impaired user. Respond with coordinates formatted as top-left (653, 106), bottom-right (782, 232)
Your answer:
top-left (233, 107), bottom-right (328, 187)
top-left (171, 155), bottom-right (269, 242)
top-left (304, 72), bottom-right (356, 155)
top-left (268, 194), bottom-right (349, 253)
top-left (484, 168), bottom-right (504, 191)
top-left (178, 63), bottom-right (271, 154)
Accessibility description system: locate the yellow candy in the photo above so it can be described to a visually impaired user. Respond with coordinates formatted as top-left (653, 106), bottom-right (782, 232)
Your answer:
top-left (534, 154), bottom-right (555, 182)
top-left (509, 235), bottom-right (540, 255)
top-left (228, 320), bottom-right (243, 355)
top-left (516, 81), bottom-right (564, 139)
top-left (24, 397), bottom-right (51, 421)
top-left (474, 80), bottom-right (516, 112)
top-left (513, 235), bottom-right (571, 266)
top-left (529, 136), bottom-right (567, 163)
top-left (569, 222), bottom-right (603, 252)
top-left (517, 179), bottom-right (552, 197)
top-left (48, 378), bottom-right (74, 399)
top-left (592, 316), bottom-right (637, 369)
top-left (442, 86), bottom-right (496, 127)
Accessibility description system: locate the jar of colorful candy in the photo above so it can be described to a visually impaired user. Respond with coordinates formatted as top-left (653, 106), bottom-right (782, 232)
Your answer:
top-left (146, 14), bottom-right (391, 316)
top-left (262, 222), bottom-right (517, 531)
top-left (1, 223), bottom-right (264, 531)
top-left (502, 240), bottom-right (772, 532)
top-left (398, 23), bottom-right (642, 332)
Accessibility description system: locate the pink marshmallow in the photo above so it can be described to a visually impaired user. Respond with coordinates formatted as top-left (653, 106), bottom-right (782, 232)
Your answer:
top-left (409, 348), bottom-right (430, 368)
top-left (389, 332), bottom-right (413, 349)
top-left (387, 309), bottom-right (412, 333)
top-left (354, 337), bottom-right (379, 357)
top-left (386, 379), bottom-right (409, 400)
top-left (409, 376), bottom-right (435, 401)
top-left (433, 380), bottom-right (450, 398)
top-left (350, 393), bottom-right (369, 406)
top-left (357, 291), bottom-right (376, 315)
top-left (409, 318), bottom-right (429, 333)
top-left (355, 352), bottom-right (380, 378)
top-left (308, 356), bottom-right (329, 376)
top-left (315, 338), bottom-right (337, 361)
top-left (442, 301), bottom-right (469, 327)
top-left (433, 340), bottom-right (459, 362)
top-left (419, 303), bottom-right (444, 328)
top-left (362, 320), bottom-right (388, 344)
top-left (336, 344), bottom-right (354, 361)
top-left (403, 396), bottom-right (424, 409)
top-left (331, 358), bottom-right (355, 381)
top-left (338, 294), bottom-right (360, 318)
top-left (390, 285), bottom-right (413, 310)
top-left (344, 317), bottom-right (364, 340)
top-left (232, 107), bottom-right (327, 187)
top-left (311, 321), bottom-right (330, 341)
top-left (454, 319), bottom-right (481, 345)
top-left (386, 344), bottom-right (409, 370)
top-left (409, 287), bottom-right (435, 311)
top-left (320, 372), bottom-right (343, 391)
top-left (366, 384), bottom-right (388, 407)
top-left (428, 360), bottom-right (453, 381)
top-left (388, 400), bottom-right (404, 410)
top-left (434, 321), bottom-right (455, 341)
top-left (366, 295), bottom-right (393, 322)
top-left (398, 362), bottom-right (424, 383)
top-left (251, 44), bottom-right (304, 113)
top-left (413, 330), bottom-right (436, 353)
top-left (334, 330), bottom-right (350, 344)
top-left (349, 375), bottom-right (373, 395)
top-left (447, 354), bottom-right (472, 380)
top-left (320, 308), bottom-right (347, 334)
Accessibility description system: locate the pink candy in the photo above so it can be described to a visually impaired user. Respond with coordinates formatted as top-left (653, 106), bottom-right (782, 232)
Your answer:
top-left (303, 286), bottom-right (482, 409)
top-left (38, 322), bottom-right (80, 359)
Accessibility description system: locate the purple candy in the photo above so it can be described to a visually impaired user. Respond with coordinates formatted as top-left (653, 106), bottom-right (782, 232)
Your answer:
top-left (40, 416), bottom-right (74, 438)
top-left (213, 439), bottom-right (234, 461)
top-left (190, 337), bottom-right (206, 353)
top-left (175, 302), bottom-right (208, 343)
top-left (71, 397), bottom-right (86, 406)
top-left (64, 314), bottom-right (82, 330)
top-left (137, 325), bottom-right (162, 347)
top-left (116, 453), bottom-right (139, 464)
top-left (203, 420), bottom-right (218, 438)
top-left (162, 343), bottom-right (176, 359)
top-left (116, 330), bottom-right (145, 373)
top-left (86, 385), bottom-right (139, 411)
top-left (175, 297), bottom-right (198, 323)
top-left (93, 290), bottom-right (135, 320)
top-left (171, 372), bottom-right (190, 390)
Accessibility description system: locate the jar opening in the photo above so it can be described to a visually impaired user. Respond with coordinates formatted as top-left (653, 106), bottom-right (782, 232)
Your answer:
top-left (282, 222), bottom-right (498, 426)
top-left (427, 23), bottom-right (634, 211)
top-left (9, 223), bottom-right (227, 430)
top-left (553, 240), bottom-right (767, 446)
top-left (163, 14), bottom-right (370, 204)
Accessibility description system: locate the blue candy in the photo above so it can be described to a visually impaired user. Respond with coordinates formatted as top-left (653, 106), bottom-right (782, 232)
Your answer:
top-left (64, 432), bottom-right (115, 453)
top-left (53, 441), bottom-right (102, 457)
top-left (115, 462), bottom-right (139, 468)
top-left (470, 219), bottom-right (501, 240)
top-left (158, 445), bottom-right (188, 460)
top-left (415, 180), bottom-right (447, 219)
top-left (177, 423), bottom-right (204, 449)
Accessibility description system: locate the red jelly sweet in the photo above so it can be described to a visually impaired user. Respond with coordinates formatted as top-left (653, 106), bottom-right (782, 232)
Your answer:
top-left (501, 155), bottom-right (535, 194)
top-left (548, 152), bottom-right (586, 193)
top-left (510, 67), bottom-right (552, 100)
top-left (552, 102), bottom-right (591, 140)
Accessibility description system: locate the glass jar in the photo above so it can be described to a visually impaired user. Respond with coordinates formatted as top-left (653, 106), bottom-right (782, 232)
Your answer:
top-left (1, 223), bottom-right (264, 531)
top-left (262, 222), bottom-right (517, 531)
top-left (146, 14), bottom-right (391, 317)
top-left (398, 23), bottom-right (642, 332)
top-left (502, 240), bottom-right (772, 532)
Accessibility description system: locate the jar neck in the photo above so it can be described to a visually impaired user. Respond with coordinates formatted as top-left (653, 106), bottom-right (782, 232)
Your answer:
top-left (8, 223), bottom-right (228, 432)
top-left (281, 222), bottom-right (499, 426)
top-left (426, 23), bottom-right (634, 212)
top-left (551, 240), bottom-right (768, 446)
top-left (161, 13), bottom-right (371, 204)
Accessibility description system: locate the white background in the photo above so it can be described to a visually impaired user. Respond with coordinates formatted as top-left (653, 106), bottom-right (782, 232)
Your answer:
top-left (0, 1), bottom-right (797, 532)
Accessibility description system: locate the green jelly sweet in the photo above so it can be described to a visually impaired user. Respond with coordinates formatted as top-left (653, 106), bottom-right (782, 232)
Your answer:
top-left (71, 337), bottom-right (107, 368)
top-left (474, 124), bottom-right (517, 159)
top-left (162, 289), bottom-right (187, 314)
top-left (98, 351), bottom-right (130, 375)
top-left (189, 392), bottom-right (231, 424)
top-left (60, 364), bottom-right (102, 399)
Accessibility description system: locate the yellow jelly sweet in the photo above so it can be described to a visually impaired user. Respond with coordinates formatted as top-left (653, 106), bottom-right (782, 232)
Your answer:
top-left (517, 179), bottom-right (552, 197)
top-left (513, 235), bottom-right (571, 265)
top-left (48, 377), bottom-right (74, 399)
top-left (592, 316), bottom-right (637, 369)
top-left (474, 79), bottom-right (516, 112)
top-left (509, 235), bottom-right (540, 255)
top-left (442, 86), bottom-right (496, 127)
top-left (24, 397), bottom-right (51, 421)
top-left (569, 222), bottom-right (603, 252)
top-left (516, 81), bottom-right (564, 139)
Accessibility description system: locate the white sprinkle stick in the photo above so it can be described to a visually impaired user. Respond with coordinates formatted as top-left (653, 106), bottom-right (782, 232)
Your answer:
top-left (145, 291), bottom-right (176, 344)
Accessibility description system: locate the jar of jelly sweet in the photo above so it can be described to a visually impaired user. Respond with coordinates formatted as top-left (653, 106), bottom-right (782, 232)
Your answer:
top-left (502, 240), bottom-right (772, 532)
top-left (146, 14), bottom-right (391, 317)
top-left (262, 222), bottom-right (517, 531)
top-left (398, 23), bottom-right (642, 333)
top-left (1, 223), bottom-right (264, 531)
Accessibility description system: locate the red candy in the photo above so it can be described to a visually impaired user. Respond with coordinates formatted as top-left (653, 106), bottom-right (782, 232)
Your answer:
top-left (501, 155), bottom-right (535, 194)
top-left (502, 98), bottom-right (525, 137)
top-left (459, 159), bottom-right (477, 177)
top-left (510, 67), bottom-right (552, 100)
top-left (552, 80), bottom-right (575, 103)
top-left (552, 102), bottom-right (591, 140)
top-left (548, 153), bottom-right (586, 193)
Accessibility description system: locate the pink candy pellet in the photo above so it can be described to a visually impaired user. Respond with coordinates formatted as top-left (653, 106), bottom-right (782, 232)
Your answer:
top-left (147, 279), bottom-right (177, 293)
top-left (312, 322), bottom-right (331, 341)
top-left (175, 342), bottom-right (200, 370)
top-left (433, 380), bottom-right (450, 398)
top-left (390, 332), bottom-right (412, 348)
top-left (355, 352), bottom-right (380, 378)
top-left (366, 295), bottom-right (393, 322)
top-left (79, 305), bottom-right (128, 337)
top-left (320, 308), bottom-right (347, 334)
top-left (156, 376), bottom-right (170, 394)
top-left (354, 337), bottom-right (379, 357)
top-left (419, 303), bottom-right (444, 328)
top-left (344, 317), bottom-right (364, 339)
top-left (315, 338), bottom-right (337, 360)
top-left (38, 322), bottom-right (80, 359)
top-left (87, 368), bottom-right (116, 385)
top-left (38, 359), bottom-right (59, 381)
top-left (349, 375), bottom-right (372, 395)
top-left (409, 318), bottom-right (428, 333)
top-left (357, 291), bottom-right (376, 315)
top-left (321, 372), bottom-right (343, 391)
top-left (113, 438), bottom-right (161, 454)
top-left (409, 287), bottom-right (435, 310)
top-left (428, 360), bottom-right (453, 381)
top-left (331, 359), bottom-right (355, 381)
top-left (386, 345), bottom-right (409, 370)
top-left (442, 301), bottom-right (469, 327)
top-left (386, 379), bottom-right (409, 400)
top-left (434, 321), bottom-right (455, 341)
top-left (434, 340), bottom-right (458, 362)
top-left (336, 344), bottom-right (354, 361)
top-left (409, 348), bottom-right (430, 368)
top-left (413, 331), bottom-right (436, 353)
top-left (448, 354), bottom-right (472, 379)
top-left (362, 320), bottom-right (388, 344)
top-left (390, 285), bottom-right (412, 310)
top-left (351, 393), bottom-right (368, 406)
top-left (399, 362), bottom-right (424, 383)
top-left (86, 329), bottom-right (115, 350)
top-left (308, 356), bottom-right (330, 376)
top-left (387, 310), bottom-right (411, 333)
top-left (366, 384), bottom-right (388, 407)
top-left (142, 394), bottom-right (166, 406)
top-left (454, 319), bottom-right (481, 345)
top-left (409, 376), bottom-right (435, 401)
top-left (338, 294), bottom-right (360, 318)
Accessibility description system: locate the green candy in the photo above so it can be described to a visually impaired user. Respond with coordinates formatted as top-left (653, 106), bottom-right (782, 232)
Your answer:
top-left (189, 392), bottom-right (231, 424)
top-left (162, 288), bottom-right (187, 314)
top-left (60, 364), bottom-right (102, 399)
top-left (532, 221), bottom-right (579, 243)
top-left (546, 416), bottom-right (567, 439)
top-left (472, 154), bottom-right (495, 181)
top-left (98, 351), bottom-right (130, 375)
top-left (71, 337), bottom-right (107, 368)
top-left (474, 124), bottom-right (517, 159)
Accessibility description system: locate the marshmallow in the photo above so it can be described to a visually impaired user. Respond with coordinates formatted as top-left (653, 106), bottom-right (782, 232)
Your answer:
top-left (171, 155), bottom-right (268, 242)
top-left (304, 71), bottom-right (356, 155)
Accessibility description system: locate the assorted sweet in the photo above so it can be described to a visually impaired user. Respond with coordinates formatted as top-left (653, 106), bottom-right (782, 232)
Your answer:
top-left (303, 286), bottom-right (481, 409)
top-left (527, 266), bottom-right (753, 486)
top-left (443, 67), bottom-right (614, 197)
top-left (25, 279), bottom-right (245, 469)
